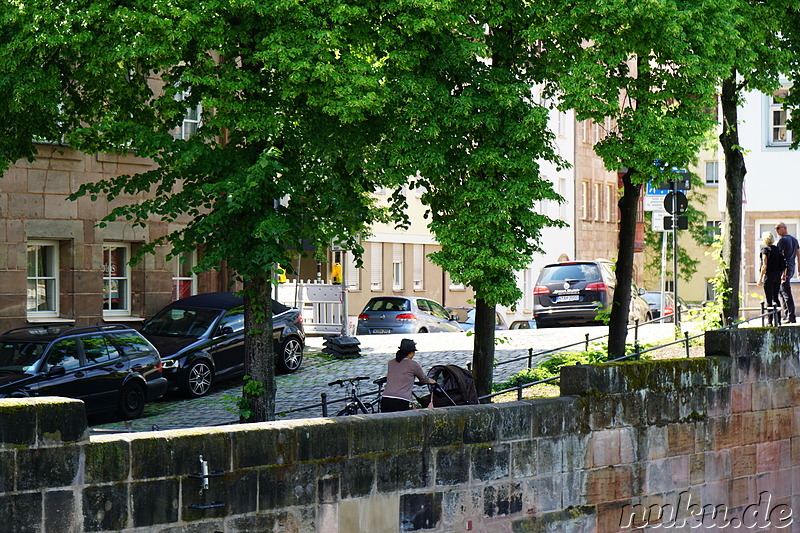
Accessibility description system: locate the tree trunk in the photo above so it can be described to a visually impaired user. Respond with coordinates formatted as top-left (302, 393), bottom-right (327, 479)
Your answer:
top-left (472, 297), bottom-right (495, 401)
top-left (242, 275), bottom-right (276, 422)
top-left (719, 72), bottom-right (746, 325)
top-left (608, 170), bottom-right (640, 358)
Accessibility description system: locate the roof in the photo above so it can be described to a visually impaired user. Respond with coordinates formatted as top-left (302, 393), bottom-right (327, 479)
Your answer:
top-left (168, 292), bottom-right (290, 314)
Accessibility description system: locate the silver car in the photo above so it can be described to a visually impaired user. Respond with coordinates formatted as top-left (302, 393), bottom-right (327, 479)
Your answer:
top-left (356, 296), bottom-right (463, 335)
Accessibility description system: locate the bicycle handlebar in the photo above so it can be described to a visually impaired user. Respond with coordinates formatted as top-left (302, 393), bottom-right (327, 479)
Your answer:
top-left (327, 376), bottom-right (371, 387)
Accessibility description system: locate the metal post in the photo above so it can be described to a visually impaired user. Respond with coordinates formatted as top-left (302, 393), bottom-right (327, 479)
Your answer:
top-left (634, 319), bottom-right (639, 344)
top-left (528, 348), bottom-right (533, 369)
top-left (341, 250), bottom-right (348, 335)
top-left (321, 392), bottom-right (328, 417)
top-left (761, 301), bottom-right (766, 327)
top-left (517, 378), bottom-right (523, 401)
top-left (672, 179), bottom-right (681, 333)
top-left (684, 332), bottom-right (690, 358)
top-left (585, 333), bottom-right (590, 351)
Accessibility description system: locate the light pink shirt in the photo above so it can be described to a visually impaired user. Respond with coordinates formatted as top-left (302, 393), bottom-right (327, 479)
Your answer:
top-left (382, 358), bottom-right (429, 401)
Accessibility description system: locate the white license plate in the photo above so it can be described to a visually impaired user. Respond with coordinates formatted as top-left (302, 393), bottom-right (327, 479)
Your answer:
top-left (371, 329), bottom-right (392, 334)
top-left (556, 295), bottom-right (580, 303)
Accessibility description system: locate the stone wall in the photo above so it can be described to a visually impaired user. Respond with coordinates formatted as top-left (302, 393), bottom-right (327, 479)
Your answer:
top-left (1, 327), bottom-right (799, 532)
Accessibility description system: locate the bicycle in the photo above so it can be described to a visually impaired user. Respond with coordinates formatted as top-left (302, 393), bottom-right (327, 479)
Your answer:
top-left (327, 376), bottom-right (374, 416)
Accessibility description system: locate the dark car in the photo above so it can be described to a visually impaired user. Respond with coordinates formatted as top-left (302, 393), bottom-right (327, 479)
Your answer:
top-left (0, 324), bottom-right (166, 419)
top-left (141, 292), bottom-right (305, 397)
top-left (446, 306), bottom-right (507, 332)
top-left (357, 296), bottom-right (463, 335)
top-left (642, 291), bottom-right (689, 322)
top-left (533, 260), bottom-right (652, 328)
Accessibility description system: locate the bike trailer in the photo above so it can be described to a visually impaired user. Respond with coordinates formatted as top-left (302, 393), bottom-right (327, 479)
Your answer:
top-left (418, 364), bottom-right (479, 407)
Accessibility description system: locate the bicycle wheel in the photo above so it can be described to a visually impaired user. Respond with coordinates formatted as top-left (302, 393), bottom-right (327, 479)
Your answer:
top-left (337, 404), bottom-right (356, 416)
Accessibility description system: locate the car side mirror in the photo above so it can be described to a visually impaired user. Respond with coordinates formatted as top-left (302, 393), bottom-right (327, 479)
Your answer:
top-left (217, 326), bottom-right (234, 337)
top-left (638, 288), bottom-right (646, 296)
top-left (450, 314), bottom-right (460, 322)
top-left (46, 365), bottom-right (66, 378)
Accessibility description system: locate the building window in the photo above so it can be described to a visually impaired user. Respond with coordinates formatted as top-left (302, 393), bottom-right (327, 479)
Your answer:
top-left (174, 90), bottom-right (202, 140)
top-left (705, 161), bottom-right (719, 186)
top-left (705, 280), bottom-right (716, 301)
top-left (345, 251), bottom-right (360, 291)
top-left (392, 243), bottom-right (404, 291)
top-left (703, 221), bottom-right (722, 245)
top-left (768, 88), bottom-right (792, 146)
top-left (27, 241), bottom-right (59, 317)
top-left (449, 273), bottom-right (465, 291)
top-left (370, 242), bottom-right (383, 291)
top-left (171, 251), bottom-right (197, 301)
top-left (593, 121), bottom-right (600, 144)
top-left (557, 110), bottom-right (567, 137)
top-left (594, 182), bottom-right (602, 221)
top-left (581, 120), bottom-right (588, 143)
top-left (606, 184), bottom-right (615, 222)
top-left (413, 244), bottom-right (424, 290)
top-left (581, 181), bottom-right (589, 220)
top-left (103, 243), bottom-right (131, 315)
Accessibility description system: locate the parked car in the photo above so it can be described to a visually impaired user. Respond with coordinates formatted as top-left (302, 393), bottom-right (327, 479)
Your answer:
top-left (357, 296), bottom-right (463, 335)
top-left (140, 292), bottom-right (304, 398)
top-left (0, 324), bottom-right (166, 419)
top-left (446, 306), bottom-right (508, 331)
top-left (509, 320), bottom-right (537, 330)
top-left (532, 260), bottom-right (653, 328)
top-left (642, 291), bottom-right (690, 322)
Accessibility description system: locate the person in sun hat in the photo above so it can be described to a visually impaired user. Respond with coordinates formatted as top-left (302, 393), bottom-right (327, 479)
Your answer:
top-left (380, 339), bottom-right (436, 413)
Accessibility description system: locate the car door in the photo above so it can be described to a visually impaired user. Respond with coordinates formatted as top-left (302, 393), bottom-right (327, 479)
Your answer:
top-left (32, 337), bottom-right (87, 404)
top-left (209, 308), bottom-right (245, 380)
top-left (415, 299), bottom-right (435, 330)
top-left (79, 333), bottom-right (128, 410)
top-left (428, 300), bottom-right (462, 332)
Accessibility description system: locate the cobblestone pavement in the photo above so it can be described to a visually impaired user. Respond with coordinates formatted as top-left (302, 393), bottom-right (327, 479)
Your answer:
top-left (89, 323), bottom-right (683, 433)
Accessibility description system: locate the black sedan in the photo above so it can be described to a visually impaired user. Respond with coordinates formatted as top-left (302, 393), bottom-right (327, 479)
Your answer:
top-left (0, 324), bottom-right (166, 419)
top-left (141, 292), bottom-right (305, 398)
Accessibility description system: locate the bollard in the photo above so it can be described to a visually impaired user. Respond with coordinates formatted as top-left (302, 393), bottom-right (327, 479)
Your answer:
top-left (528, 347), bottom-right (533, 369)
top-left (517, 377), bottom-right (523, 401)
top-left (585, 333), bottom-right (590, 351)
top-left (684, 332), bottom-right (690, 358)
top-left (761, 302), bottom-right (766, 327)
top-left (321, 392), bottom-right (328, 417)
top-left (634, 319), bottom-right (639, 346)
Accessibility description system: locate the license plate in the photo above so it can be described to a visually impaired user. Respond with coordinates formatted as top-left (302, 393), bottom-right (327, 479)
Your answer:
top-left (371, 329), bottom-right (391, 334)
top-left (556, 295), bottom-right (580, 303)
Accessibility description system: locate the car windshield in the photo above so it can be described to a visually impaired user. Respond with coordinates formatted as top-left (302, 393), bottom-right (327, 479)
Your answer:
top-left (0, 341), bottom-right (47, 373)
top-left (539, 264), bottom-right (601, 283)
top-left (447, 308), bottom-right (472, 323)
top-left (364, 298), bottom-right (411, 312)
top-left (141, 307), bottom-right (221, 337)
top-left (642, 293), bottom-right (668, 305)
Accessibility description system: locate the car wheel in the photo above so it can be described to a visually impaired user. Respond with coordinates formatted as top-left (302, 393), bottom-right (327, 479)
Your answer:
top-left (117, 381), bottom-right (146, 420)
top-left (184, 360), bottom-right (214, 398)
top-left (646, 312), bottom-right (653, 322)
top-left (418, 328), bottom-right (428, 333)
top-left (277, 336), bottom-right (304, 373)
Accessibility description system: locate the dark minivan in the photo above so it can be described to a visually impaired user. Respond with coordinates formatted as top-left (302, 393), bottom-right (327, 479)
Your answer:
top-left (0, 324), bottom-right (166, 419)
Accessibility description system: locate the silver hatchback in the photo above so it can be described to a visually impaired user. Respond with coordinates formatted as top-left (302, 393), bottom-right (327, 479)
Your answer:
top-left (356, 296), bottom-right (463, 335)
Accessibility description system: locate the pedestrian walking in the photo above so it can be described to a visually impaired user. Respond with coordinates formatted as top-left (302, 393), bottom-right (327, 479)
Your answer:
top-left (757, 232), bottom-right (784, 326)
top-left (775, 222), bottom-right (800, 323)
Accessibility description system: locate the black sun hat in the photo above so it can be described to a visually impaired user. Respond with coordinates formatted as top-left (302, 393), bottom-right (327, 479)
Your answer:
top-left (399, 339), bottom-right (417, 352)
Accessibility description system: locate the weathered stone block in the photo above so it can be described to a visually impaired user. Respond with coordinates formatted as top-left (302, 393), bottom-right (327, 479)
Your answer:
top-left (400, 492), bottom-right (442, 531)
top-left (82, 484), bottom-right (127, 532)
top-left (436, 445), bottom-right (470, 486)
top-left (131, 479), bottom-right (179, 527)
top-left (531, 397), bottom-right (574, 437)
top-left (226, 508), bottom-right (314, 533)
top-left (319, 456), bottom-right (373, 500)
top-left (377, 450), bottom-right (429, 492)
top-left (17, 446), bottom-right (80, 490)
top-left (44, 490), bottom-right (77, 533)
top-left (483, 482), bottom-right (523, 519)
top-left (295, 418), bottom-right (349, 462)
top-left (0, 492), bottom-right (42, 532)
top-left (0, 398), bottom-right (87, 447)
top-left (84, 438), bottom-right (129, 484)
top-left (461, 405), bottom-right (500, 444)
top-left (536, 437), bottom-right (564, 476)
top-left (472, 443), bottom-right (510, 482)
top-left (511, 440), bottom-right (537, 479)
top-left (226, 470), bottom-right (259, 516)
top-left (351, 412), bottom-right (425, 456)
top-left (527, 474), bottom-right (563, 514)
top-left (258, 463), bottom-right (317, 510)
top-left (229, 423), bottom-right (282, 470)
top-left (495, 401), bottom-right (533, 441)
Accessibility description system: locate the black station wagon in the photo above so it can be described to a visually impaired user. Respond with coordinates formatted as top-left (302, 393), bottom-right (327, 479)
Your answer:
top-left (0, 324), bottom-right (166, 419)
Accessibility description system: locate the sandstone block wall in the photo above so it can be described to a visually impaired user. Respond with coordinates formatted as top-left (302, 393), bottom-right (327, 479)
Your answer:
top-left (1, 327), bottom-right (799, 532)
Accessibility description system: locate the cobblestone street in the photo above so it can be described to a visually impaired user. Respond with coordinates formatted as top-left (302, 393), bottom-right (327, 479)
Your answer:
top-left (90, 323), bottom-right (682, 432)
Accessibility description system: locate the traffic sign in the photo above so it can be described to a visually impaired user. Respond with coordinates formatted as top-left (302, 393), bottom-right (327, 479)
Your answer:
top-left (664, 216), bottom-right (688, 230)
top-left (664, 191), bottom-right (688, 214)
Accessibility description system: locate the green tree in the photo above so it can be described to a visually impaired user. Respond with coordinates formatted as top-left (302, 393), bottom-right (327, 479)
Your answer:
top-left (381, 7), bottom-right (566, 398)
top-left (3, 0), bottom-right (415, 420)
top-left (537, 0), bottom-right (739, 357)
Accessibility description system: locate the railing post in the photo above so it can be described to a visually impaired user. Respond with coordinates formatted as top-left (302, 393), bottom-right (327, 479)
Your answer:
top-left (585, 333), bottom-right (590, 351)
top-left (634, 319), bottom-right (639, 345)
top-left (321, 392), bottom-right (328, 417)
top-left (517, 377), bottom-right (523, 401)
top-left (684, 332), bottom-right (690, 358)
top-left (761, 301), bottom-right (766, 327)
top-left (528, 347), bottom-right (533, 369)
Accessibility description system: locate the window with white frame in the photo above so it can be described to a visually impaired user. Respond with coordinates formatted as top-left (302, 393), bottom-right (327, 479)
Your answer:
top-left (103, 243), bottom-right (131, 315)
top-left (581, 181), bottom-right (589, 220)
top-left (557, 110), bottom-right (567, 137)
top-left (449, 273), bottom-right (465, 291)
top-left (174, 89), bottom-right (202, 140)
top-left (413, 244), bottom-right (424, 290)
top-left (345, 251), bottom-right (360, 291)
top-left (606, 184), bottom-right (615, 222)
top-left (705, 161), bottom-right (719, 186)
top-left (392, 243), bottom-right (404, 290)
top-left (704, 221), bottom-right (722, 245)
top-left (594, 182), bottom-right (602, 221)
top-left (27, 241), bottom-right (59, 317)
top-left (593, 121), bottom-right (600, 144)
top-left (768, 88), bottom-right (792, 146)
top-left (370, 242), bottom-right (383, 291)
top-left (581, 120), bottom-right (588, 143)
top-left (171, 250), bottom-right (197, 301)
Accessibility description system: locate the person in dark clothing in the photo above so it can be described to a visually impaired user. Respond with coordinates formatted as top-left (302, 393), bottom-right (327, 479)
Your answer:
top-left (380, 339), bottom-right (435, 413)
top-left (775, 222), bottom-right (800, 323)
top-left (758, 232), bottom-right (784, 326)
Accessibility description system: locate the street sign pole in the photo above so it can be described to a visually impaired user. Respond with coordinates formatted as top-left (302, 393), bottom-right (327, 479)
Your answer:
top-left (671, 181), bottom-right (680, 332)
